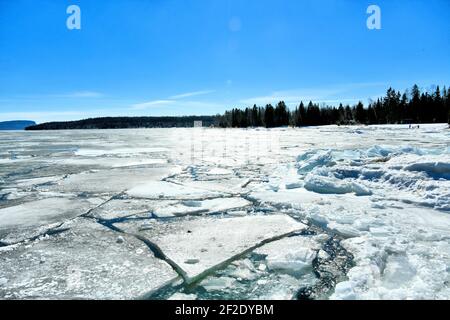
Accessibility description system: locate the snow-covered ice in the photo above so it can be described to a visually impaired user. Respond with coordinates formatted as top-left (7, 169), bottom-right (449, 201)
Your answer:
top-left (0, 218), bottom-right (177, 299)
top-left (0, 197), bottom-right (103, 245)
top-left (115, 214), bottom-right (307, 283)
top-left (1, 124), bottom-right (449, 300)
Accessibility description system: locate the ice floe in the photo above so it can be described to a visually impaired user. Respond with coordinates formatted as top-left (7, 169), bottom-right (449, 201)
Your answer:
top-left (0, 218), bottom-right (177, 299)
top-left (0, 197), bottom-right (103, 245)
top-left (127, 181), bottom-right (223, 200)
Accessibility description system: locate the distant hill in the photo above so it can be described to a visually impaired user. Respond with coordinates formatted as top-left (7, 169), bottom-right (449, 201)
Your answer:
top-left (25, 116), bottom-right (218, 130)
top-left (0, 120), bottom-right (36, 130)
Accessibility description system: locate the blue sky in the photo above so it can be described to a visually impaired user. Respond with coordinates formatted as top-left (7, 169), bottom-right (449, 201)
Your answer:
top-left (0, 0), bottom-right (449, 123)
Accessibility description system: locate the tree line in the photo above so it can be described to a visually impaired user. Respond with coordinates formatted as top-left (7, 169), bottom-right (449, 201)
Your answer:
top-left (26, 116), bottom-right (217, 130)
top-left (217, 84), bottom-right (450, 128)
top-left (26, 84), bottom-right (450, 130)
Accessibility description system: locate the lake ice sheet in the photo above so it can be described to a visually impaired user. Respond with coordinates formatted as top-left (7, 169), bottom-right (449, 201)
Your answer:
top-left (0, 124), bottom-right (449, 300)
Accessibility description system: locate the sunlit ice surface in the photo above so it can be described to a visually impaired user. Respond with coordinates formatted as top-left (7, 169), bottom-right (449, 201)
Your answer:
top-left (0, 124), bottom-right (449, 300)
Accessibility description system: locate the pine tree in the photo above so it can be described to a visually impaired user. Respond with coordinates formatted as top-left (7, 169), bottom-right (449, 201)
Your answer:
top-left (354, 101), bottom-right (366, 124)
top-left (264, 104), bottom-right (275, 128)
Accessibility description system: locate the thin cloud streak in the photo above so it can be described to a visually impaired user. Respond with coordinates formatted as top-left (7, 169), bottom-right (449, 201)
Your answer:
top-left (169, 90), bottom-right (215, 100)
top-left (132, 89), bottom-right (217, 110)
top-left (51, 91), bottom-right (105, 98)
top-left (131, 100), bottom-right (175, 110)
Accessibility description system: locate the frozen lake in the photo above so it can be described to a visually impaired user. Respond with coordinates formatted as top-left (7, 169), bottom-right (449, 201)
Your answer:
top-left (1, 124), bottom-right (449, 300)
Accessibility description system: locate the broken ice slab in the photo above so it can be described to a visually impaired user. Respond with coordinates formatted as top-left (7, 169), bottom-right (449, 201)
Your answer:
top-left (74, 147), bottom-right (169, 157)
top-left (254, 235), bottom-right (320, 276)
top-left (48, 167), bottom-right (176, 195)
top-left (166, 178), bottom-right (249, 194)
top-left (153, 197), bottom-right (252, 218)
top-left (51, 157), bottom-right (167, 169)
top-left (15, 175), bottom-right (66, 188)
top-left (0, 218), bottom-right (178, 300)
top-left (126, 181), bottom-right (224, 200)
top-left (87, 198), bottom-right (177, 221)
top-left (115, 214), bottom-right (307, 284)
top-left (248, 188), bottom-right (324, 208)
top-left (168, 293), bottom-right (197, 300)
top-left (0, 197), bottom-right (103, 245)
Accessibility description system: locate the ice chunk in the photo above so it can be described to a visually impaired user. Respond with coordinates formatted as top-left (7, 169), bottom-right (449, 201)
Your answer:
top-left (168, 293), bottom-right (197, 300)
top-left (404, 161), bottom-right (450, 179)
top-left (206, 168), bottom-right (233, 175)
top-left (332, 281), bottom-right (356, 300)
top-left (127, 181), bottom-right (222, 200)
top-left (200, 276), bottom-right (237, 292)
top-left (249, 188), bottom-right (323, 208)
top-left (304, 174), bottom-right (371, 196)
top-left (382, 255), bottom-right (416, 289)
top-left (297, 150), bottom-right (334, 174)
top-left (88, 199), bottom-right (176, 220)
top-left (255, 236), bottom-right (319, 276)
top-left (0, 218), bottom-right (177, 299)
top-left (153, 197), bottom-right (251, 218)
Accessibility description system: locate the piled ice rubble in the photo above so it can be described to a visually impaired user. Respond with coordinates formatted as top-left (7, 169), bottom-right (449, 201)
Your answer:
top-left (250, 142), bottom-right (450, 299)
top-left (293, 145), bottom-right (450, 210)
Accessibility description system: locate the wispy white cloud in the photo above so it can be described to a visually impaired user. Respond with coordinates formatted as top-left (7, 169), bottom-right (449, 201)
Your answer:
top-left (50, 91), bottom-right (105, 98)
top-left (132, 89), bottom-right (216, 110)
top-left (131, 100), bottom-right (175, 110)
top-left (169, 90), bottom-right (215, 100)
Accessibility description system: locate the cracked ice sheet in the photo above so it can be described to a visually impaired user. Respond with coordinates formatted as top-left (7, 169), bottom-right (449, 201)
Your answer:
top-left (0, 218), bottom-right (177, 299)
top-left (127, 181), bottom-right (224, 200)
top-left (115, 214), bottom-right (307, 283)
top-left (0, 197), bottom-right (103, 245)
top-left (49, 167), bottom-right (177, 195)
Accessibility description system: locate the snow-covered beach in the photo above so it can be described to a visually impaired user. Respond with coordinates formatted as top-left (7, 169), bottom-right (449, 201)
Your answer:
top-left (0, 124), bottom-right (449, 300)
